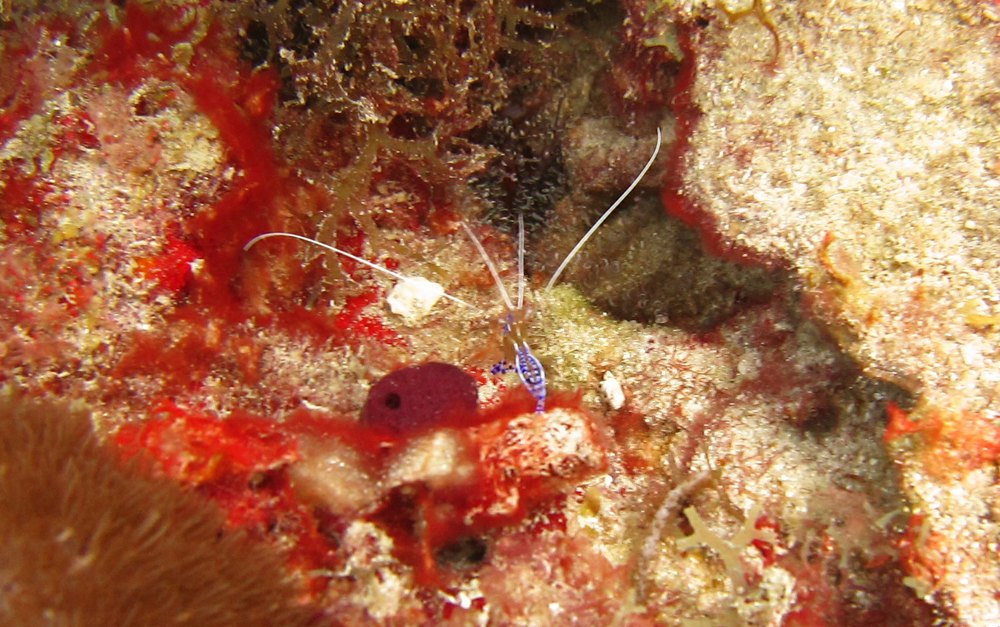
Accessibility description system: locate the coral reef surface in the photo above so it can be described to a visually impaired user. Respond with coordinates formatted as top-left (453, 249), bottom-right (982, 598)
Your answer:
top-left (2, 0), bottom-right (998, 624)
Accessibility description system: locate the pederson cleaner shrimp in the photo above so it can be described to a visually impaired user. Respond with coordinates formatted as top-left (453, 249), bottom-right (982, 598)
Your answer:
top-left (244, 128), bottom-right (662, 413)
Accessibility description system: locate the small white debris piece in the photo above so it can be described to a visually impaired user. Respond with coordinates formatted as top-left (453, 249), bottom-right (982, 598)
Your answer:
top-left (387, 276), bottom-right (445, 324)
top-left (600, 371), bottom-right (625, 410)
top-left (189, 258), bottom-right (205, 276)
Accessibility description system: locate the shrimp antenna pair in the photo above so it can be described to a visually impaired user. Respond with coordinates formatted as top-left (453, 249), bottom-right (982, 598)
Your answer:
top-left (461, 127), bottom-right (661, 412)
top-left (244, 127), bottom-right (662, 412)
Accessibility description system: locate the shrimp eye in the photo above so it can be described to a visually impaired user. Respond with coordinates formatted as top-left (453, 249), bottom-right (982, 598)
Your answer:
top-left (362, 362), bottom-right (478, 435)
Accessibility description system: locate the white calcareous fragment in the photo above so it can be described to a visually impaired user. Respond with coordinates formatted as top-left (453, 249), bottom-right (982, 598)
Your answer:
top-left (290, 436), bottom-right (381, 515)
top-left (600, 371), bottom-right (626, 410)
top-left (387, 276), bottom-right (445, 324)
top-left (386, 430), bottom-right (475, 489)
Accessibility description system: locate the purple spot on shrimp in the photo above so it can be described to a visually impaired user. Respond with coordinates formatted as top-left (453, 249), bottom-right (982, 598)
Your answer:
top-left (491, 360), bottom-right (514, 375)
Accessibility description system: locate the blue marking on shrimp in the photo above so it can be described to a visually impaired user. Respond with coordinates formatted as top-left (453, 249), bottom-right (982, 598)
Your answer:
top-left (514, 342), bottom-right (546, 413)
top-left (491, 360), bottom-right (514, 375)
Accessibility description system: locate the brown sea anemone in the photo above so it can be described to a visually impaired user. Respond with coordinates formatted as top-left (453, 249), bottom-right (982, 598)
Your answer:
top-left (0, 391), bottom-right (318, 627)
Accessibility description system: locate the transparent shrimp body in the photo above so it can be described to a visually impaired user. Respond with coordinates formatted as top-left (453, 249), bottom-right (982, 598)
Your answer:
top-left (499, 311), bottom-right (547, 413)
top-left (462, 126), bottom-right (661, 413)
top-left (466, 215), bottom-right (547, 412)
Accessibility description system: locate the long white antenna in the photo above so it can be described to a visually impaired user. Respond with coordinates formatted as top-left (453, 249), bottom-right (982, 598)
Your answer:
top-left (545, 127), bottom-right (662, 291)
top-left (517, 213), bottom-right (525, 311)
top-left (461, 222), bottom-right (515, 312)
top-left (243, 231), bottom-right (475, 308)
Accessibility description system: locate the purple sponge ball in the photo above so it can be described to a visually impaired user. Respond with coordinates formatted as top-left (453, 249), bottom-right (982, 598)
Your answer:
top-left (362, 362), bottom-right (479, 435)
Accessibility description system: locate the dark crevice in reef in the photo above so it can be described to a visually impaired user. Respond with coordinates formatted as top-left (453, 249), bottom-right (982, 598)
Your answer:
top-left (537, 195), bottom-right (784, 331)
top-left (467, 113), bottom-right (569, 238)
